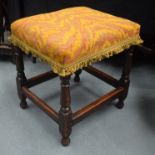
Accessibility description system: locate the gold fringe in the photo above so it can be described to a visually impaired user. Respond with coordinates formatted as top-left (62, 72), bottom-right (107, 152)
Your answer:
top-left (10, 35), bottom-right (143, 77)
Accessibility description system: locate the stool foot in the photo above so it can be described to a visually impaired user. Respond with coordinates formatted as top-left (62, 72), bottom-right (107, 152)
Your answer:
top-left (32, 57), bottom-right (36, 63)
top-left (115, 99), bottom-right (124, 109)
top-left (20, 97), bottom-right (28, 109)
top-left (20, 102), bottom-right (28, 109)
top-left (61, 137), bottom-right (70, 146)
top-left (74, 69), bottom-right (82, 83)
top-left (74, 76), bottom-right (80, 83)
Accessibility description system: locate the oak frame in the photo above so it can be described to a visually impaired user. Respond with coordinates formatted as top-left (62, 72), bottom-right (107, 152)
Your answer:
top-left (15, 46), bottom-right (133, 146)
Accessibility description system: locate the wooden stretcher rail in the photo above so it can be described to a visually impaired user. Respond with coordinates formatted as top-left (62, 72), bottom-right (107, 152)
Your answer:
top-left (84, 66), bottom-right (119, 87)
top-left (22, 86), bottom-right (59, 124)
top-left (72, 87), bottom-right (124, 125)
top-left (26, 71), bottom-right (58, 88)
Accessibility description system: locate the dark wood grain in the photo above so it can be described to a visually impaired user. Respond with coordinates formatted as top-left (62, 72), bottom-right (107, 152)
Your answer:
top-left (14, 44), bottom-right (134, 146)
top-left (74, 69), bottom-right (82, 82)
top-left (27, 71), bottom-right (58, 88)
top-left (84, 66), bottom-right (119, 87)
top-left (22, 86), bottom-right (59, 123)
top-left (15, 48), bottom-right (28, 109)
top-left (59, 76), bottom-right (72, 146)
top-left (116, 48), bottom-right (133, 109)
top-left (73, 87), bottom-right (124, 125)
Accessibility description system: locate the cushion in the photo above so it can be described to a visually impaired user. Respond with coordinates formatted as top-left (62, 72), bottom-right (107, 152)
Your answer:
top-left (10, 7), bottom-right (143, 76)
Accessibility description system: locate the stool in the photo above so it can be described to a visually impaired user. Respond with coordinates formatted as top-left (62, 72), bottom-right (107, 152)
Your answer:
top-left (10, 7), bottom-right (143, 146)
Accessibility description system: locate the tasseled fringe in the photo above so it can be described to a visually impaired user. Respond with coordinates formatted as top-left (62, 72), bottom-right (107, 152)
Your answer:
top-left (10, 35), bottom-right (143, 77)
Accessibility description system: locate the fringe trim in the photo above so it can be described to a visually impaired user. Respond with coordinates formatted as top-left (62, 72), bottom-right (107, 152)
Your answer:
top-left (10, 35), bottom-right (143, 77)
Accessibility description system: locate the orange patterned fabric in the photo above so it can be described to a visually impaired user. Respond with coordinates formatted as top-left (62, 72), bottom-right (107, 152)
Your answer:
top-left (10, 7), bottom-right (143, 76)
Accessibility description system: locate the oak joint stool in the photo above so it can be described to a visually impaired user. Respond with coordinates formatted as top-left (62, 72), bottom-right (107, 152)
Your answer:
top-left (10, 7), bottom-right (143, 146)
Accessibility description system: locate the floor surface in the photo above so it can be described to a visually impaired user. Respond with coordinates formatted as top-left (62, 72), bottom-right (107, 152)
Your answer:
top-left (0, 55), bottom-right (155, 155)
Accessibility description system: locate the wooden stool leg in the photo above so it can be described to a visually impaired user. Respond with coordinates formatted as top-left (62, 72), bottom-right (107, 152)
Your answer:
top-left (15, 48), bottom-right (28, 109)
top-left (74, 69), bottom-right (82, 82)
top-left (116, 48), bottom-right (133, 109)
top-left (32, 57), bottom-right (36, 63)
top-left (59, 76), bottom-right (72, 146)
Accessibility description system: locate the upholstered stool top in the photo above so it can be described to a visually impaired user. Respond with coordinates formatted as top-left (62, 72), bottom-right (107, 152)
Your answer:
top-left (10, 7), bottom-right (143, 76)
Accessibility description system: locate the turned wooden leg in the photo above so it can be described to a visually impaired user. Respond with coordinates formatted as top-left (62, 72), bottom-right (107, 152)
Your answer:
top-left (59, 76), bottom-right (72, 146)
top-left (15, 48), bottom-right (28, 109)
top-left (116, 47), bottom-right (133, 109)
top-left (74, 69), bottom-right (82, 82)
